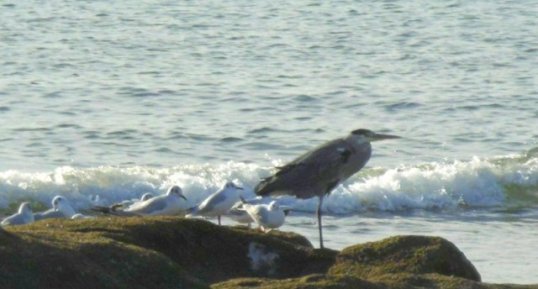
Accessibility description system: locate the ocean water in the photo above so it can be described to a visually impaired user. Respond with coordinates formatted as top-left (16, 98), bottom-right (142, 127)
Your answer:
top-left (1, 0), bottom-right (537, 284)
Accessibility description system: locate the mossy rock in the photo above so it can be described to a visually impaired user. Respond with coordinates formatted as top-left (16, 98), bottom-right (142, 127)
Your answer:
top-left (0, 216), bottom-right (335, 289)
top-left (214, 273), bottom-right (535, 289)
top-left (212, 274), bottom-right (386, 289)
top-left (328, 235), bottom-right (481, 281)
top-left (0, 218), bottom-right (533, 289)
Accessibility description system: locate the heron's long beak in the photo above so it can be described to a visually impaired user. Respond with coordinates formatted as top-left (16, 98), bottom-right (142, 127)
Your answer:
top-left (180, 195), bottom-right (188, 201)
top-left (371, 133), bottom-right (401, 141)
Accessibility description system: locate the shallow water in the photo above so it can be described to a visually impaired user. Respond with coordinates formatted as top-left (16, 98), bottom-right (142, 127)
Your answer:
top-left (1, 0), bottom-right (537, 284)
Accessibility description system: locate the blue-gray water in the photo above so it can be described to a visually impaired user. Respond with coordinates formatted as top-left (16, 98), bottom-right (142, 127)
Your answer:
top-left (1, 0), bottom-right (537, 284)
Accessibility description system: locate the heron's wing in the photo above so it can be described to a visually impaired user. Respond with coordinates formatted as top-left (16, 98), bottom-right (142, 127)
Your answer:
top-left (256, 138), bottom-right (353, 198)
top-left (125, 196), bottom-right (167, 215)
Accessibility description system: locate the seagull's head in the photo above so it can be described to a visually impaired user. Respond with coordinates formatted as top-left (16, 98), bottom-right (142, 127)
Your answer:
top-left (224, 181), bottom-right (243, 191)
top-left (350, 128), bottom-right (400, 143)
top-left (19, 202), bottom-right (32, 214)
top-left (168, 185), bottom-right (187, 200)
top-left (52, 196), bottom-right (65, 209)
top-left (268, 200), bottom-right (279, 211)
top-left (140, 193), bottom-right (154, 201)
top-left (52, 196), bottom-right (76, 216)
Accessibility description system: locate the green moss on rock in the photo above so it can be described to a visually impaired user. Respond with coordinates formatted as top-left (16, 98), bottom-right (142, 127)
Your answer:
top-left (212, 274), bottom-right (386, 289)
top-left (328, 235), bottom-right (481, 281)
top-left (0, 218), bottom-right (532, 289)
top-left (0, 217), bottom-right (334, 289)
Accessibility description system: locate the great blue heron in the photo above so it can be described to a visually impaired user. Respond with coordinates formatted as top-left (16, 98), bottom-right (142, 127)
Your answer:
top-left (255, 128), bottom-right (400, 248)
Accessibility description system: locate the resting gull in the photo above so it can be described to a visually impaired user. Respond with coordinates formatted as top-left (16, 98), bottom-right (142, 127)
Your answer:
top-left (93, 185), bottom-right (188, 216)
top-left (1, 202), bottom-right (34, 226)
top-left (241, 198), bottom-right (289, 232)
top-left (34, 196), bottom-right (77, 221)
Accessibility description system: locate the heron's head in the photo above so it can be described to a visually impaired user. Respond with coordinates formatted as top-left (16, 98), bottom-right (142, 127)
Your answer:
top-left (19, 202), bottom-right (32, 214)
top-left (168, 185), bottom-right (187, 200)
top-left (350, 129), bottom-right (400, 143)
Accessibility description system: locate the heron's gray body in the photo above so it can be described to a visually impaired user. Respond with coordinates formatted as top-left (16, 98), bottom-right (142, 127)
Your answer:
top-left (256, 137), bottom-right (372, 199)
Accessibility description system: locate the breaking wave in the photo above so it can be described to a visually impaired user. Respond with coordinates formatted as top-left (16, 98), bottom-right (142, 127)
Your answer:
top-left (1, 150), bottom-right (537, 215)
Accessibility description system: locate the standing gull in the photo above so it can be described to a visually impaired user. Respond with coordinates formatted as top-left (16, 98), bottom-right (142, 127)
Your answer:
top-left (34, 196), bottom-right (77, 221)
top-left (1, 202), bottom-right (34, 226)
top-left (187, 181), bottom-right (243, 225)
top-left (255, 128), bottom-right (400, 248)
top-left (93, 185), bottom-right (188, 216)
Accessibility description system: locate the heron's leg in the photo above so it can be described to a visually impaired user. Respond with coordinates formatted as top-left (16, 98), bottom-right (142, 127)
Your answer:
top-left (218, 215), bottom-right (221, 225)
top-left (317, 196), bottom-right (324, 249)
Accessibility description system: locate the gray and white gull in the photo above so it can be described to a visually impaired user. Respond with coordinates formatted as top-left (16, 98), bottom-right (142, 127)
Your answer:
top-left (1, 202), bottom-right (34, 226)
top-left (187, 181), bottom-right (243, 225)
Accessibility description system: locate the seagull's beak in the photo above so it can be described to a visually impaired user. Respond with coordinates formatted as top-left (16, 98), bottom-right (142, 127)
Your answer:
top-left (371, 132), bottom-right (401, 142)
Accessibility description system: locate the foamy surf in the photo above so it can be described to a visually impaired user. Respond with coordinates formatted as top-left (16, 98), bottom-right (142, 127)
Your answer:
top-left (0, 153), bottom-right (537, 214)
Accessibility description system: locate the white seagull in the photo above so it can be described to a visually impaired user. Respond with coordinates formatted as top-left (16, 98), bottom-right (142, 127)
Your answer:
top-left (187, 181), bottom-right (243, 225)
top-left (34, 196), bottom-right (77, 221)
top-left (71, 213), bottom-right (94, 220)
top-left (227, 201), bottom-right (254, 227)
top-left (241, 198), bottom-right (289, 232)
top-left (1, 202), bottom-right (34, 226)
top-left (108, 192), bottom-right (155, 212)
top-left (93, 185), bottom-right (188, 216)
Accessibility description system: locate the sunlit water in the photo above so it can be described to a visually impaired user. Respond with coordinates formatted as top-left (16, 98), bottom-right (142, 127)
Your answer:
top-left (1, 0), bottom-right (537, 284)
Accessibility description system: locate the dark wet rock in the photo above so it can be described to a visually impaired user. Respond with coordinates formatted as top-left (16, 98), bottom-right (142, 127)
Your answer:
top-left (0, 217), bottom-right (533, 289)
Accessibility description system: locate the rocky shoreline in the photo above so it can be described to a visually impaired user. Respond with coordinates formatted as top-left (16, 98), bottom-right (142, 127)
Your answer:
top-left (0, 217), bottom-right (535, 289)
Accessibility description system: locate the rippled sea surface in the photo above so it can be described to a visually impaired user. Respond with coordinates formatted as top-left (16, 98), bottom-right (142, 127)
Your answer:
top-left (1, 0), bottom-right (537, 284)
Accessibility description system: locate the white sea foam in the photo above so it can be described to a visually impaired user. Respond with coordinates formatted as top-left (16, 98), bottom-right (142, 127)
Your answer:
top-left (0, 156), bottom-right (537, 214)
